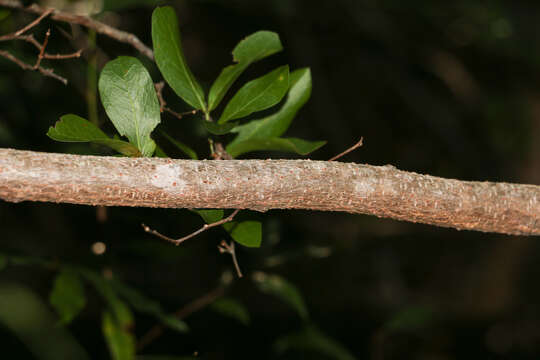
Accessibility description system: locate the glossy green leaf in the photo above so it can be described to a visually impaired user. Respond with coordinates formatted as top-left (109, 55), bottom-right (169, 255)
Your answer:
top-left (111, 280), bottom-right (189, 333)
top-left (227, 137), bottom-right (326, 158)
top-left (102, 311), bottom-right (136, 360)
top-left (160, 131), bottom-right (198, 159)
top-left (98, 56), bottom-right (160, 157)
top-left (274, 325), bottom-right (356, 360)
top-left (47, 114), bottom-right (142, 157)
top-left (252, 272), bottom-right (308, 320)
top-left (49, 269), bottom-right (86, 325)
top-left (228, 68), bottom-right (311, 148)
top-left (219, 65), bottom-right (289, 123)
top-left (194, 209), bottom-right (224, 224)
top-left (0, 284), bottom-right (90, 360)
top-left (202, 120), bottom-right (238, 135)
top-left (208, 31), bottom-right (283, 110)
top-left (210, 297), bottom-right (250, 326)
top-left (223, 221), bottom-right (262, 248)
top-left (152, 6), bottom-right (206, 111)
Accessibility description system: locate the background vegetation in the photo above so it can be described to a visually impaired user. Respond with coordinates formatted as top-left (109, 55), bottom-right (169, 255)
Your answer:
top-left (1, 0), bottom-right (539, 358)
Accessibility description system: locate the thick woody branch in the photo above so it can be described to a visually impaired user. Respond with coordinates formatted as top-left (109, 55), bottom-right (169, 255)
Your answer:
top-left (0, 148), bottom-right (538, 236)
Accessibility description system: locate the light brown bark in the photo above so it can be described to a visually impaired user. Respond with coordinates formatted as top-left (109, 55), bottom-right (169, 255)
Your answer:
top-left (0, 148), bottom-right (538, 236)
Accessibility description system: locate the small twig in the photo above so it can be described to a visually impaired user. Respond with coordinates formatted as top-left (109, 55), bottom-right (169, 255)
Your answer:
top-left (142, 209), bottom-right (241, 245)
top-left (154, 82), bottom-right (198, 120)
top-left (137, 286), bottom-right (225, 351)
top-left (0, 0), bottom-right (154, 60)
top-left (33, 28), bottom-right (49, 69)
top-left (328, 137), bottom-right (364, 161)
top-left (0, 33), bottom-right (82, 59)
top-left (14, 7), bottom-right (52, 36)
top-left (218, 240), bottom-right (243, 278)
top-left (209, 139), bottom-right (233, 160)
top-left (0, 49), bottom-right (67, 84)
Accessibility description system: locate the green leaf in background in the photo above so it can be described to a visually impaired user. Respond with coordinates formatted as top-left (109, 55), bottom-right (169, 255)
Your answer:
top-left (219, 65), bottom-right (289, 123)
top-left (227, 137), bottom-right (326, 158)
top-left (223, 221), bottom-right (262, 248)
top-left (202, 120), bottom-right (238, 135)
top-left (98, 56), bottom-right (160, 157)
top-left (194, 209), bottom-right (224, 224)
top-left (227, 68), bottom-right (312, 149)
top-left (102, 0), bottom-right (161, 12)
top-left (0, 254), bottom-right (6, 271)
top-left (111, 280), bottom-right (188, 333)
top-left (210, 297), bottom-right (250, 326)
top-left (208, 31), bottom-right (283, 110)
top-left (383, 305), bottom-right (435, 332)
top-left (47, 114), bottom-right (142, 157)
top-left (137, 356), bottom-right (197, 360)
top-left (252, 272), bottom-right (308, 320)
top-left (0, 284), bottom-right (90, 360)
top-left (274, 325), bottom-right (356, 360)
top-left (49, 269), bottom-right (86, 325)
top-left (153, 145), bottom-right (169, 158)
top-left (152, 6), bottom-right (206, 111)
top-left (0, 9), bottom-right (11, 22)
top-left (160, 131), bottom-right (198, 159)
top-left (102, 311), bottom-right (136, 360)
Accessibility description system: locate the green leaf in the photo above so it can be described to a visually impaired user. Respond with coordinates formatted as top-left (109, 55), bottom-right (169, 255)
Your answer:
top-left (160, 131), bottom-right (198, 159)
top-left (274, 325), bottom-right (356, 360)
top-left (193, 209), bottom-right (224, 224)
top-left (47, 114), bottom-right (142, 157)
top-left (208, 31), bottom-right (283, 110)
top-left (111, 280), bottom-right (189, 333)
top-left (227, 137), bottom-right (326, 158)
top-left (228, 68), bottom-right (311, 147)
top-left (384, 305), bottom-right (435, 332)
top-left (223, 221), bottom-right (262, 248)
top-left (252, 272), bottom-right (308, 320)
top-left (202, 120), bottom-right (238, 135)
top-left (0, 254), bottom-right (7, 271)
top-left (49, 269), bottom-right (86, 325)
top-left (219, 65), bottom-right (289, 123)
top-left (153, 145), bottom-right (169, 158)
top-left (210, 297), bottom-right (250, 326)
top-left (152, 6), bottom-right (206, 111)
top-left (156, 313), bottom-right (189, 333)
top-left (102, 311), bottom-right (136, 360)
top-left (98, 56), bottom-right (160, 157)
top-left (137, 356), bottom-right (197, 360)
top-left (0, 284), bottom-right (90, 360)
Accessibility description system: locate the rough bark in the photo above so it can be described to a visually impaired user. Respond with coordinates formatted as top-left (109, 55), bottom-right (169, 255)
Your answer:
top-left (0, 148), bottom-right (538, 236)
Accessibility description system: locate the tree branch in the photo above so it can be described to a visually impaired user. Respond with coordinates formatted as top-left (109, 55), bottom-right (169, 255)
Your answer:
top-left (0, 148), bottom-right (538, 236)
top-left (0, 0), bottom-right (154, 60)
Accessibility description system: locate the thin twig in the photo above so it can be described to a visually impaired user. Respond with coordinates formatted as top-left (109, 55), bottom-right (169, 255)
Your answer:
top-left (0, 0), bottom-right (154, 60)
top-left (329, 137), bottom-right (364, 161)
top-left (142, 209), bottom-right (241, 245)
top-left (154, 81), bottom-right (198, 120)
top-left (0, 49), bottom-right (67, 84)
top-left (0, 32), bottom-right (81, 59)
top-left (218, 240), bottom-right (243, 278)
top-left (137, 286), bottom-right (225, 351)
top-left (33, 28), bottom-right (49, 69)
top-left (14, 7), bottom-right (52, 36)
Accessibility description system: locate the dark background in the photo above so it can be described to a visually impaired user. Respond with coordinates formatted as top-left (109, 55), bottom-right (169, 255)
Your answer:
top-left (1, 0), bottom-right (540, 358)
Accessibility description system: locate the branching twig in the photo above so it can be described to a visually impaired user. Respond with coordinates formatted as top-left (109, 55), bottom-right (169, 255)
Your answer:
top-left (329, 137), bottom-right (363, 161)
top-left (137, 286), bottom-right (225, 351)
top-left (218, 240), bottom-right (243, 278)
top-left (154, 81), bottom-right (198, 120)
top-left (0, 49), bottom-right (68, 84)
top-left (142, 209), bottom-right (241, 245)
top-left (0, 5), bottom-right (81, 84)
top-left (0, 0), bottom-right (154, 60)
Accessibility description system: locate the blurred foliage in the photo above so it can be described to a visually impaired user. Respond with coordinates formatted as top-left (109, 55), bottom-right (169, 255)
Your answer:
top-left (1, 0), bottom-right (540, 359)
